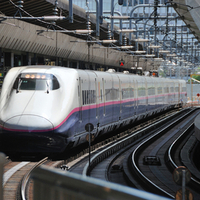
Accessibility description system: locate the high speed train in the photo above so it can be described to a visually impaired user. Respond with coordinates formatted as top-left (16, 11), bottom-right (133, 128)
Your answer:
top-left (0, 66), bottom-right (187, 155)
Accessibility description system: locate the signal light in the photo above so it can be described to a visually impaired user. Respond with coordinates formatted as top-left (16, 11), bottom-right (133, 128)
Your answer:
top-left (118, 0), bottom-right (123, 5)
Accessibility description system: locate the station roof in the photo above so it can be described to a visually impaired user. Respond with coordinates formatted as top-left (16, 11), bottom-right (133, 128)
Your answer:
top-left (1, 0), bottom-right (200, 43)
top-left (172, 0), bottom-right (200, 42)
top-left (0, 0), bottom-right (120, 43)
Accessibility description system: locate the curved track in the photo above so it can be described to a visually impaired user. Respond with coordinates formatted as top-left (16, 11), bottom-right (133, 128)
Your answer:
top-left (3, 157), bottom-right (64, 200)
top-left (69, 107), bottom-right (200, 199)
top-left (3, 108), bottom-right (200, 200)
top-left (131, 108), bottom-right (200, 198)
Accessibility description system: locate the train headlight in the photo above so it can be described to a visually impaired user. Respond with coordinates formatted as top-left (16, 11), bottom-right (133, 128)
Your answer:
top-left (25, 74), bottom-right (30, 78)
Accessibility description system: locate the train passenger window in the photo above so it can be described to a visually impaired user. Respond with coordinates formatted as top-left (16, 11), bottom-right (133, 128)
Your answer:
top-left (82, 90), bottom-right (96, 105)
top-left (105, 88), bottom-right (119, 101)
top-left (170, 87), bottom-right (174, 92)
top-left (148, 87), bottom-right (155, 95)
top-left (164, 87), bottom-right (169, 93)
top-left (157, 87), bottom-right (162, 94)
top-left (182, 87), bottom-right (186, 92)
top-left (122, 88), bottom-right (129, 99)
top-left (130, 88), bottom-right (134, 98)
top-left (13, 73), bottom-right (60, 91)
top-left (138, 87), bottom-right (146, 97)
top-left (122, 88), bottom-right (134, 99)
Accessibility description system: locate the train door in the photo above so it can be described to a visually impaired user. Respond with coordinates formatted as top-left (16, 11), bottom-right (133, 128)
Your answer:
top-left (135, 80), bottom-right (139, 115)
top-left (112, 75), bottom-right (120, 122)
top-left (93, 72), bottom-right (107, 128)
top-left (104, 75), bottom-right (113, 124)
top-left (95, 77), bottom-right (99, 125)
top-left (103, 78), bottom-right (106, 117)
top-left (99, 77), bottom-right (107, 126)
top-left (178, 82), bottom-right (181, 104)
top-left (78, 77), bottom-right (83, 123)
top-left (77, 75), bottom-right (85, 134)
top-left (145, 78), bottom-right (148, 113)
top-left (119, 78), bottom-right (122, 120)
top-left (121, 76), bottom-right (131, 120)
top-left (131, 78), bottom-right (135, 117)
top-left (87, 72), bottom-right (98, 129)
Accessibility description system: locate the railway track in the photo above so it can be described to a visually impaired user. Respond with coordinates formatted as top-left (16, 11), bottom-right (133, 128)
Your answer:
top-left (131, 108), bottom-right (200, 198)
top-left (3, 157), bottom-right (64, 200)
top-left (2, 107), bottom-right (198, 200)
top-left (69, 107), bottom-right (200, 199)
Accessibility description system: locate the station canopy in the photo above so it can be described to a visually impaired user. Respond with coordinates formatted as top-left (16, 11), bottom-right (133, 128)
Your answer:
top-left (172, 0), bottom-right (200, 42)
top-left (0, 0), bottom-right (120, 42)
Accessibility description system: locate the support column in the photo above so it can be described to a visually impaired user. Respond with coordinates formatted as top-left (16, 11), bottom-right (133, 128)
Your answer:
top-left (0, 48), bottom-right (4, 70)
top-left (77, 61), bottom-right (79, 69)
top-left (11, 52), bottom-right (14, 68)
top-left (67, 60), bottom-right (70, 68)
top-left (0, 153), bottom-right (5, 200)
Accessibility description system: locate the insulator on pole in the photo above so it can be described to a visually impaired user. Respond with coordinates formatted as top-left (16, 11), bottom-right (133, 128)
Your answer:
top-left (17, 1), bottom-right (24, 8)
top-left (86, 12), bottom-right (91, 35)
top-left (53, 0), bottom-right (59, 16)
top-left (107, 24), bottom-right (111, 40)
top-left (123, 35), bottom-right (127, 46)
top-left (118, 0), bottom-right (123, 5)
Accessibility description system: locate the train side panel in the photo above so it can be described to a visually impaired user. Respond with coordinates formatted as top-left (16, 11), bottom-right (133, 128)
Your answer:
top-left (146, 76), bottom-right (156, 113)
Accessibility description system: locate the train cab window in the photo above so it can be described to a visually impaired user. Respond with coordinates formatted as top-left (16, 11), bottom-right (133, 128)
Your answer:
top-left (13, 73), bottom-right (60, 92)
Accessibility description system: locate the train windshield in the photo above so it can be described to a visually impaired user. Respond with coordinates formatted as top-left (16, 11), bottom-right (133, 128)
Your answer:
top-left (13, 73), bottom-right (60, 92)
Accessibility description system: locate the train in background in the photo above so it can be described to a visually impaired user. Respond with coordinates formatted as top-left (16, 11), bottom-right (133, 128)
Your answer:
top-left (0, 66), bottom-right (187, 156)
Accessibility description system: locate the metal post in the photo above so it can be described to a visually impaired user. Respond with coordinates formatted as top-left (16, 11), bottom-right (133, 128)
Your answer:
top-left (170, 68), bottom-right (171, 79)
top-left (89, 126), bottom-right (91, 168)
top-left (99, 0), bottom-right (103, 24)
top-left (95, 0), bottom-right (100, 37)
top-left (182, 170), bottom-right (186, 200)
top-left (69, 0), bottom-right (73, 23)
top-left (191, 38), bottom-right (194, 63)
top-left (190, 75), bottom-right (193, 104)
top-left (0, 153), bottom-right (5, 200)
top-left (111, 0), bottom-right (114, 37)
top-left (119, 19), bottom-right (123, 45)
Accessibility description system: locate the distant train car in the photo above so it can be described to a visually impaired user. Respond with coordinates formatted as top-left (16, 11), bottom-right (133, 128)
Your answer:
top-left (0, 66), bottom-right (187, 155)
top-left (149, 70), bottom-right (159, 77)
top-left (131, 67), bottom-right (143, 76)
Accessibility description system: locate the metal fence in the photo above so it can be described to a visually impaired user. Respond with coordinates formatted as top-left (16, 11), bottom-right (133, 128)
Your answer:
top-left (0, 153), bottom-right (5, 200)
top-left (31, 165), bottom-right (172, 200)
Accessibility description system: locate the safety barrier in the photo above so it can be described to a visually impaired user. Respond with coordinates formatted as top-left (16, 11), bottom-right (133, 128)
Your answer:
top-left (186, 96), bottom-right (200, 107)
top-left (0, 153), bottom-right (5, 200)
top-left (31, 165), bottom-right (172, 200)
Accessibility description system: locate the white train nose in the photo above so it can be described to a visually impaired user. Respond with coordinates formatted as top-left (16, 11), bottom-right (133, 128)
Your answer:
top-left (4, 115), bottom-right (54, 131)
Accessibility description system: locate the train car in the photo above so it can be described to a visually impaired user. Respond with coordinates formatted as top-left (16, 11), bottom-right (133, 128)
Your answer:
top-left (0, 66), bottom-right (187, 156)
top-left (149, 70), bottom-right (159, 77)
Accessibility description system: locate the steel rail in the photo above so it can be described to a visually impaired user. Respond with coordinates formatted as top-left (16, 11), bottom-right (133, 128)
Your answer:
top-left (21, 157), bottom-right (48, 200)
top-left (82, 108), bottom-right (190, 177)
top-left (131, 109), bottom-right (195, 199)
top-left (168, 123), bottom-right (200, 185)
